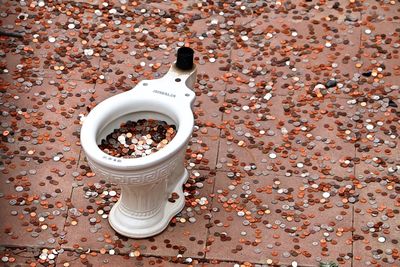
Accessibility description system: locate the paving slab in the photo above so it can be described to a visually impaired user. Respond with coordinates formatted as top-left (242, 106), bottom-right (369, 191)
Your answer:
top-left (56, 249), bottom-right (198, 266)
top-left (217, 93), bottom-right (356, 179)
top-left (0, 157), bottom-right (77, 248)
top-left (98, 46), bottom-right (174, 92)
top-left (225, 7), bottom-right (362, 100)
top-left (0, 247), bottom-right (42, 267)
top-left (0, 39), bottom-right (46, 85)
top-left (352, 97), bottom-right (399, 182)
top-left (203, 261), bottom-right (239, 267)
top-left (352, 182), bottom-right (400, 266)
top-left (217, 92), bottom-right (288, 173)
top-left (355, 3), bottom-right (400, 99)
top-left (206, 172), bottom-right (353, 266)
top-left (192, 90), bottom-right (224, 138)
top-left (0, 77), bottom-right (92, 161)
top-left (188, 17), bottom-right (233, 85)
top-left (0, 7), bottom-right (102, 83)
top-left (186, 136), bottom-right (219, 171)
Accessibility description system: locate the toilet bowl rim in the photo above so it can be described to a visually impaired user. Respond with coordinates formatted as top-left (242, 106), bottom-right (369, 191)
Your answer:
top-left (80, 94), bottom-right (194, 170)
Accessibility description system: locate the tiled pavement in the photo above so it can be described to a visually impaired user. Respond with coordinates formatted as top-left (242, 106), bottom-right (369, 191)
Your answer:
top-left (0, 0), bottom-right (399, 266)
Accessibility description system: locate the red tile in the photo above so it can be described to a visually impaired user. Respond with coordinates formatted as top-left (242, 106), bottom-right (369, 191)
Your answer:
top-left (226, 13), bottom-right (362, 99)
top-left (203, 261), bottom-right (238, 267)
top-left (217, 93), bottom-right (355, 179)
top-left (355, 2), bottom-right (399, 98)
top-left (192, 91), bottom-right (224, 137)
top-left (0, 157), bottom-right (76, 247)
top-left (186, 136), bottom-right (219, 171)
top-left (98, 47), bottom-right (174, 91)
top-left (206, 172), bottom-right (353, 266)
top-left (0, 247), bottom-right (41, 267)
top-left (0, 40), bottom-right (46, 82)
top-left (0, 1), bottom-right (57, 34)
top-left (352, 100), bottom-right (399, 179)
top-left (279, 96), bottom-right (356, 179)
top-left (0, 78), bottom-right (94, 159)
top-left (228, 29), bottom-right (294, 95)
top-left (34, 10), bottom-right (103, 81)
top-left (360, 1), bottom-right (400, 22)
top-left (56, 250), bottom-right (198, 266)
top-left (7, 37), bottom-right (100, 84)
top-left (356, 20), bottom-right (399, 98)
top-left (189, 17), bottom-right (233, 86)
top-left (352, 183), bottom-right (399, 266)
top-left (217, 92), bottom-right (287, 175)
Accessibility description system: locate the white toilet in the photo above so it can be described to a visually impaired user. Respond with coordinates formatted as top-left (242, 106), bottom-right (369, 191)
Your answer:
top-left (80, 47), bottom-right (197, 238)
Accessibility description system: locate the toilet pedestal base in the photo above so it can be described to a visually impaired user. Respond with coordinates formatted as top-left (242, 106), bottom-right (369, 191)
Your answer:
top-left (108, 170), bottom-right (188, 238)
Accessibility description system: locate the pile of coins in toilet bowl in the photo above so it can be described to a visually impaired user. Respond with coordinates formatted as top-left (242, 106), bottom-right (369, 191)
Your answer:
top-left (98, 119), bottom-right (177, 158)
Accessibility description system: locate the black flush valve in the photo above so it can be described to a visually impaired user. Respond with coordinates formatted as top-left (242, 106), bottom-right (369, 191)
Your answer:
top-left (176, 47), bottom-right (194, 71)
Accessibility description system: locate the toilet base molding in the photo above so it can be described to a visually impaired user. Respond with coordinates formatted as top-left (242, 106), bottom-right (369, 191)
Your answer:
top-left (108, 170), bottom-right (188, 238)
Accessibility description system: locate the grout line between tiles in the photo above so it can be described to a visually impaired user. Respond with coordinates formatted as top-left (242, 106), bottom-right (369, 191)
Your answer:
top-left (0, 244), bottom-right (58, 253)
top-left (351, 140), bottom-right (357, 267)
top-left (351, 205), bottom-right (355, 267)
top-left (60, 147), bottom-right (82, 242)
top-left (203, 40), bottom-right (232, 262)
top-left (351, 10), bottom-right (363, 266)
top-left (191, 167), bottom-right (356, 183)
top-left (226, 90), bottom-right (360, 100)
top-left (356, 10), bottom-right (364, 78)
top-left (0, 243), bottom-right (313, 267)
top-left (57, 246), bottom-right (315, 267)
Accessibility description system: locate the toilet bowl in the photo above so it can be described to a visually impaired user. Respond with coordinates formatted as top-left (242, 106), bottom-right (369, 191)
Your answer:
top-left (80, 48), bottom-right (197, 238)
